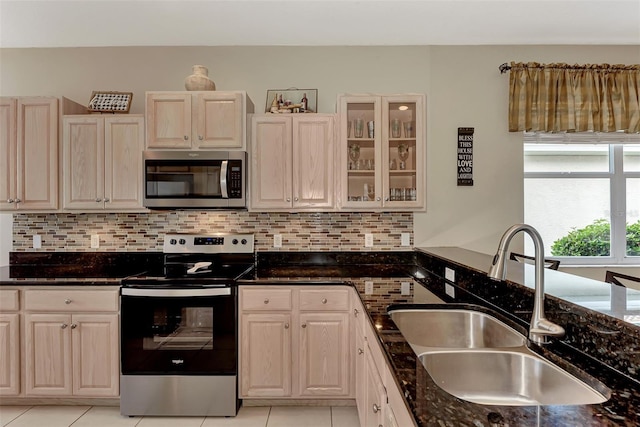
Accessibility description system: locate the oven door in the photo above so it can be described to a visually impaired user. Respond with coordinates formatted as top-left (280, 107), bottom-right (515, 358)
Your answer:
top-left (120, 287), bottom-right (236, 375)
top-left (143, 150), bottom-right (246, 209)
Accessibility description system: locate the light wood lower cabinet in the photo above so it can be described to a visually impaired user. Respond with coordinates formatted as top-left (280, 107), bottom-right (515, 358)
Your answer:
top-left (22, 288), bottom-right (120, 398)
top-left (239, 286), bottom-right (351, 399)
top-left (0, 313), bottom-right (20, 395)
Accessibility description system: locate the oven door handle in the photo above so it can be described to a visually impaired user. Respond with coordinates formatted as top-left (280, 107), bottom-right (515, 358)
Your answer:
top-left (121, 288), bottom-right (231, 297)
top-left (220, 160), bottom-right (229, 199)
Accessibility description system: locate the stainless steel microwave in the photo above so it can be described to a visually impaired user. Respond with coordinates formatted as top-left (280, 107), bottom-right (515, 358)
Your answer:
top-left (143, 151), bottom-right (246, 209)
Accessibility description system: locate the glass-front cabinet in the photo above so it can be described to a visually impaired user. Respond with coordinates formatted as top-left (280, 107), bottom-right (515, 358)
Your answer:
top-left (337, 94), bottom-right (426, 211)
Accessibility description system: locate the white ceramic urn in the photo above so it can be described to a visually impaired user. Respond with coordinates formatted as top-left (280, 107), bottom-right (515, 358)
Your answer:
top-left (184, 65), bottom-right (216, 91)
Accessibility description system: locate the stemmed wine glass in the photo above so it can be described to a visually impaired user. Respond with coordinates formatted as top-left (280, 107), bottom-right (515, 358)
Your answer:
top-left (397, 144), bottom-right (409, 170)
top-left (349, 144), bottom-right (360, 169)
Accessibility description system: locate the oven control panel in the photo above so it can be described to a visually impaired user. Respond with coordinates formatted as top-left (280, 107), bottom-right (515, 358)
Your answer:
top-left (163, 234), bottom-right (254, 253)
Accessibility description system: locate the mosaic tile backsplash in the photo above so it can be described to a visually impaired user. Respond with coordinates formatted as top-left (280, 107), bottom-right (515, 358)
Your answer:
top-left (12, 212), bottom-right (413, 252)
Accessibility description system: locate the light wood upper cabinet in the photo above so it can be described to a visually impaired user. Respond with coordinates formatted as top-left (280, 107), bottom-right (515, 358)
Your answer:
top-left (63, 115), bottom-right (145, 211)
top-left (250, 114), bottom-right (336, 211)
top-left (146, 91), bottom-right (250, 150)
top-left (337, 94), bottom-right (426, 211)
top-left (0, 97), bottom-right (59, 211)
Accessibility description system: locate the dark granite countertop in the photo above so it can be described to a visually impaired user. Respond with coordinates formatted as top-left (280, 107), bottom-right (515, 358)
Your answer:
top-left (0, 266), bottom-right (121, 286)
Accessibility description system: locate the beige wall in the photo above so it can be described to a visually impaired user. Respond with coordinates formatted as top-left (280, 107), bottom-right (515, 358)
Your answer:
top-left (1, 45), bottom-right (639, 257)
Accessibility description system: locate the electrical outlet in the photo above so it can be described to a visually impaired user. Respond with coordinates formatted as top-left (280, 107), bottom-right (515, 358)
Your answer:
top-left (401, 281), bottom-right (411, 296)
top-left (90, 234), bottom-right (100, 249)
top-left (33, 234), bottom-right (41, 249)
top-left (401, 233), bottom-right (411, 246)
top-left (365, 281), bottom-right (374, 295)
top-left (445, 283), bottom-right (456, 299)
top-left (274, 234), bottom-right (282, 248)
top-left (364, 233), bottom-right (374, 247)
top-left (445, 267), bottom-right (455, 282)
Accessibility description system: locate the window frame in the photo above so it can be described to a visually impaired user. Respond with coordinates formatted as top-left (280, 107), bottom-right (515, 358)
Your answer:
top-left (523, 134), bottom-right (640, 266)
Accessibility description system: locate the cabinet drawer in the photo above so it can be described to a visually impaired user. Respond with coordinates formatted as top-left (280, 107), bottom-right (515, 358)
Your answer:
top-left (299, 288), bottom-right (350, 311)
top-left (24, 289), bottom-right (119, 312)
top-left (241, 288), bottom-right (292, 311)
top-left (0, 290), bottom-right (19, 311)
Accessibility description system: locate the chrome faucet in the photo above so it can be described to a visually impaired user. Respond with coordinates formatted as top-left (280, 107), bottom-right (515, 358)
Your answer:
top-left (488, 224), bottom-right (565, 344)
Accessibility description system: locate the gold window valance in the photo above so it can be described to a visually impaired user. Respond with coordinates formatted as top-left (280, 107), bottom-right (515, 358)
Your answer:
top-left (508, 62), bottom-right (640, 133)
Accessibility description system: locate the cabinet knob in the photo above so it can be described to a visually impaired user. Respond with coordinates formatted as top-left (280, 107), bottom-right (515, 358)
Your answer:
top-left (15, 198), bottom-right (21, 203)
top-left (6, 199), bottom-right (14, 203)
top-left (294, 197), bottom-right (299, 202)
top-left (95, 198), bottom-right (102, 202)
top-left (384, 197), bottom-right (389, 201)
top-left (184, 135), bottom-right (189, 141)
top-left (354, 308), bottom-right (359, 316)
top-left (71, 323), bottom-right (77, 329)
top-left (376, 197), bottom-right (381, 201)
top-left (198, 135), bottom-right (203, 140)
top-left (302, 323), bottom-right (307, 328)
top-left (65, 299), bottom-right (72, 304)
top-left (372, 404), bottom-right (380, 413)
top-left (358, 348), bottom-right (364, 355)
top-left (104, 198), bottom-right (110, 203)
top-left (321, 298), bottom-right (327, 304)
top-left (61, 323), bottom-right (68, 329)
top-left (264, 298), bottom-right (269, 304)
top-left (286, 198), bottom-right (291, 202)
top-left (284, 323), bottom-right (289, 329)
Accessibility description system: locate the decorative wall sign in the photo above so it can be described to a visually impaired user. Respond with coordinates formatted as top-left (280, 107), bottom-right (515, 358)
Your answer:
top-left (457, 127), bottom-right (474, 186)
top-left (87, 91), bottom-right (133, 113)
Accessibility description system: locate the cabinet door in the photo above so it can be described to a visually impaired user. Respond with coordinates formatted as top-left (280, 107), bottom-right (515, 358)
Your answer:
top-left (63, 116), bottom-right (105, 209)
top-left (298, 312), bottom-right (350, 396)
top-left (364, 350), bottom-right (386, 427)
top-left (194, 92), bottom-right (243, 149)
top-left (0, 98), bottom-right (17, 210)
top-left (71, 314), bottom-right (119, 397)
top-left (104, 116), bottom-right (145, 209)
top-left (292, 115), bottom-right (335, 209)
top-left (338, 95), bottom-right (382, 210)
top-left (0, 313), bottom-right (19, 395)
top-left (146, 92), bottom-right (192, 148)
top-left (16, 97), bottom-right (59, 210)
top-left (24, 313), bottom-right (72, 396)
top-left (250, 115), bottom-right (293, 209)
top-left (240, 312), bottom-right (292, 397)
top-left (382, 95), bottom-right (425, 210)
top-left (355, 326), bottom-right (366, 426)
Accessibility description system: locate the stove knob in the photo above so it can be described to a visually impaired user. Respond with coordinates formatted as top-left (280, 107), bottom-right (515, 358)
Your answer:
top-left (179, 239), bottom-right (186, 245)
top-left (169, 239), bottom-right (177, 245)
top-left (232, 239), bottom-right (239, 245)
top-left (241, 239), bottom-right (247, 245)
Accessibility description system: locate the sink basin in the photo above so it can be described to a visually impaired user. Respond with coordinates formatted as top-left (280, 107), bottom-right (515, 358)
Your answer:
top-left (419, 349), bottom-right (610, 406)
top-left (388, 308), bottom-right (525, 349)
top-left (387, 305), bottom-right (610, 406)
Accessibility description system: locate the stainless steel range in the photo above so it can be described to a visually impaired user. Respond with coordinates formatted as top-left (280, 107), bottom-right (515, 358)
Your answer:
top-left (120, 233), bottom-right (255, 417)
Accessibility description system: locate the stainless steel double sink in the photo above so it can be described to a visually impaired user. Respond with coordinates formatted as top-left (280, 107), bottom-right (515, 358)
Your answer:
top-left (388, 306), bottom-right (611, 406)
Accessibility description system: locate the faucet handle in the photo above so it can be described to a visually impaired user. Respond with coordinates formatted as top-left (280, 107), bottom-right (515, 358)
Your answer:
top-left (530, 318), bottom-right (565, 343)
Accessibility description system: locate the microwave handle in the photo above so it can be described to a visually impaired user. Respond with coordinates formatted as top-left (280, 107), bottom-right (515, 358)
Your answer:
top-left (220, 160), bottom-right (229, 198)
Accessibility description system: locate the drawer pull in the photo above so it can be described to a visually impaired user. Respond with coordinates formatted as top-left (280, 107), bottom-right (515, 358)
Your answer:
top-left (284, 323), bottom-right (289, 329)
top-left (71, 324), bottom-right (77, 329)
top-left (264, 298), bottom-right (269, 304)
top-left (65, 299), bottom-right (72, 304)
top-left (321, 298), bottom-right (327, 304)
top-left (372, 404), bottom-right (380, 413)
top-left (61, 323), bottom-right (68, 329)
top-left (358, 348), bottom-right (364, 355)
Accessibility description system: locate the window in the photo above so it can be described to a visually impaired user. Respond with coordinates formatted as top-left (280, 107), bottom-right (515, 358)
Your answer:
top-left (523, 133), bottom-right (640, 265)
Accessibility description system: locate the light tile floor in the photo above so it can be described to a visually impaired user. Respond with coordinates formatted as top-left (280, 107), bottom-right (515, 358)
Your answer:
top-left (0, 405), bottom-right (360, 427)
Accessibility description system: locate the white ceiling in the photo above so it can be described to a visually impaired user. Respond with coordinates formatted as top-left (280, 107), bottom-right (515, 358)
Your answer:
top-left (1, 0), bottom-right (639, 48)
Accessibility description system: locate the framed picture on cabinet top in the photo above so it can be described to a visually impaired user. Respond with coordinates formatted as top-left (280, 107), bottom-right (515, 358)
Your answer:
top-left (87, 91), bottom-right (133, 113)
top-left (265, 88), bottom-right (317, 114)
